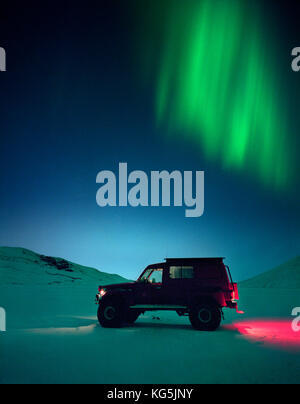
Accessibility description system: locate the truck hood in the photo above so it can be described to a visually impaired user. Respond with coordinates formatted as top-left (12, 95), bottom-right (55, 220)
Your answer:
top-left (100, 282), bottom-right (137, 290)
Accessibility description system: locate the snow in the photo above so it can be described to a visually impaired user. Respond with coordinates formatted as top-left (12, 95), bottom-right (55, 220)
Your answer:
top-left (0, 248), bottom-right (300, 384)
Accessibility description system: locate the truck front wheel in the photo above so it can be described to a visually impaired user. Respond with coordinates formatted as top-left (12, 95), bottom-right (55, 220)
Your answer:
top-left (189, 303), bottom-right (221, 331)
top-left (97, 298), bottom-right (125, 328)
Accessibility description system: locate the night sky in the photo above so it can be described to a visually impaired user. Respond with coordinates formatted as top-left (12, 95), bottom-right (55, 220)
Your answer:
top-left (0, 0), bottom-right (299, 281)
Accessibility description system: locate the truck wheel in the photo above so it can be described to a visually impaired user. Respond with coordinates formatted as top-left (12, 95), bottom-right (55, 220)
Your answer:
top-left (189, 303), bottom-right (221, 331)
top-left (97, 298), bottom-right (125, 328)
top-left (126, 309), bottom-right (140, 324)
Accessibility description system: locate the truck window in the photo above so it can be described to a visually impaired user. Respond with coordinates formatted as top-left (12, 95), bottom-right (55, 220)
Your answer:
top-left (170, 266), bottom-right (194, 279)
top-left (148, 269), bottom-right (163, 284)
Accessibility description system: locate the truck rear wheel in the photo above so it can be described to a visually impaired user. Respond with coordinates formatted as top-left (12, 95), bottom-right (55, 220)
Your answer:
top-left (189, 303), bottom-right (221, 331)
top-left (97, 298), bottom-right (125, 328)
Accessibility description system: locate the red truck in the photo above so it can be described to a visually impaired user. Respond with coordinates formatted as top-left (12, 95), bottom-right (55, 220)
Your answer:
top-left (96, 258), bottom-right (241, 331)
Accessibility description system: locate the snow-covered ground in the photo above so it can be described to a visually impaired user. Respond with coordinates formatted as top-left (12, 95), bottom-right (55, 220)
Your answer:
top-left (0, 248), bottom-right (300, 384)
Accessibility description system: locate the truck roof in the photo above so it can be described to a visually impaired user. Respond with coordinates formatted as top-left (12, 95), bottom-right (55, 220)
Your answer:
top-left (165, 257), bottom-right (225, 264)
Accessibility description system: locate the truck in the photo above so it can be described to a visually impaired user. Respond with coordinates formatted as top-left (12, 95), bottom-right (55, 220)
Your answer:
top-left (95, 258), bottom-right (241, 331)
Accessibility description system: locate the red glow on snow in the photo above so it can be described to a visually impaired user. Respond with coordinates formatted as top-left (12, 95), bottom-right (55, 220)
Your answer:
top-left (225, 319), bottom-right (300, 351)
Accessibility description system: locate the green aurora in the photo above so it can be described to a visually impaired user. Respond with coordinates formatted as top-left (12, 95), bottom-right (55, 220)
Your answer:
top-left (139, 0), bottom-right (292, 190)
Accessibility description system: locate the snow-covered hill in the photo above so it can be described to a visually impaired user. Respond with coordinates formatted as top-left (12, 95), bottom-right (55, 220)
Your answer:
top-left (0, 247), bottom-right (129, 286)
top-left (240, 255), bottom-right (300, 289)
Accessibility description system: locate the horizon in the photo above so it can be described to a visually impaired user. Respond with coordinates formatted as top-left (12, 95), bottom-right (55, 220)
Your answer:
top-left (0, 244), bottom-right (298, 284)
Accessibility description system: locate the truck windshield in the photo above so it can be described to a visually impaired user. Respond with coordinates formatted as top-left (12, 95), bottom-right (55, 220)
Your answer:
top-left (138, 269), bottom-right (152, 282)
top-left (138, 268), bottom-right (163, 283)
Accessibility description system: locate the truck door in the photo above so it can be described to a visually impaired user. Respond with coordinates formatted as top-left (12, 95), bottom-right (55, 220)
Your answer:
top-left (134, 267), bottom-right (165, 305)
top-left (146, 268), bottom-right (165, 305)
top-left (162, 265), bottom-right (194, 305)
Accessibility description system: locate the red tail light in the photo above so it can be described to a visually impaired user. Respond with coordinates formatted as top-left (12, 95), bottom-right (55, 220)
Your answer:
top-left (233, 283), bottom-right (239, 301)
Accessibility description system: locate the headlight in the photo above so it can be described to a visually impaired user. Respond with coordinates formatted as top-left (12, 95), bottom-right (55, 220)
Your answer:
top-left (99, 288), bottom-right (107, 297)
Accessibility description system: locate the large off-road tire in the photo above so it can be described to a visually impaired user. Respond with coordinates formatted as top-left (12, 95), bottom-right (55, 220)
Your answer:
top-left (125, 309), bottom-right (140, 324)
top-left (97, 297), bottom-right (125, 328)
top-left (189, 303), bottom-right (221, 331)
